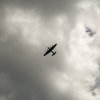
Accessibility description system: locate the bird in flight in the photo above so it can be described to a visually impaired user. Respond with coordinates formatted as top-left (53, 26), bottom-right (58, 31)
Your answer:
top-left (44, 44), bottom-right (57, 56)
top-left (85, 26), bottom-right (96, 37)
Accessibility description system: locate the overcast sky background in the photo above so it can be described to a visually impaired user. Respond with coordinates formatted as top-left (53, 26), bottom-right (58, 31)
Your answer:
top-left (1, 0), bottom-right (100, 100)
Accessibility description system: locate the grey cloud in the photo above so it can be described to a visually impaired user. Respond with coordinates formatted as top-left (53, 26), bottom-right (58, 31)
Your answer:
top-left (0, 35), bottom-right (44, 100)
top-left (0, 0), bottom-right (96, 100)
top-left (1, 0), bottom-right (79, 13)
top-left (0, 0), bottom-right (80, 25)
top-left (0, 32), bottom-right (68, 100)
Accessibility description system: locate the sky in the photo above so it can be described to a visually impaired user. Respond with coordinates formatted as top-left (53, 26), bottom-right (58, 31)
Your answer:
top-left (1, 0), bottom-right (100, 100)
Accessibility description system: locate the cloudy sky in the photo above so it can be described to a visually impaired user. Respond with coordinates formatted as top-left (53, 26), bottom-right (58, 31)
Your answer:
top-left (1, 0), bottom-right (100, 100)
